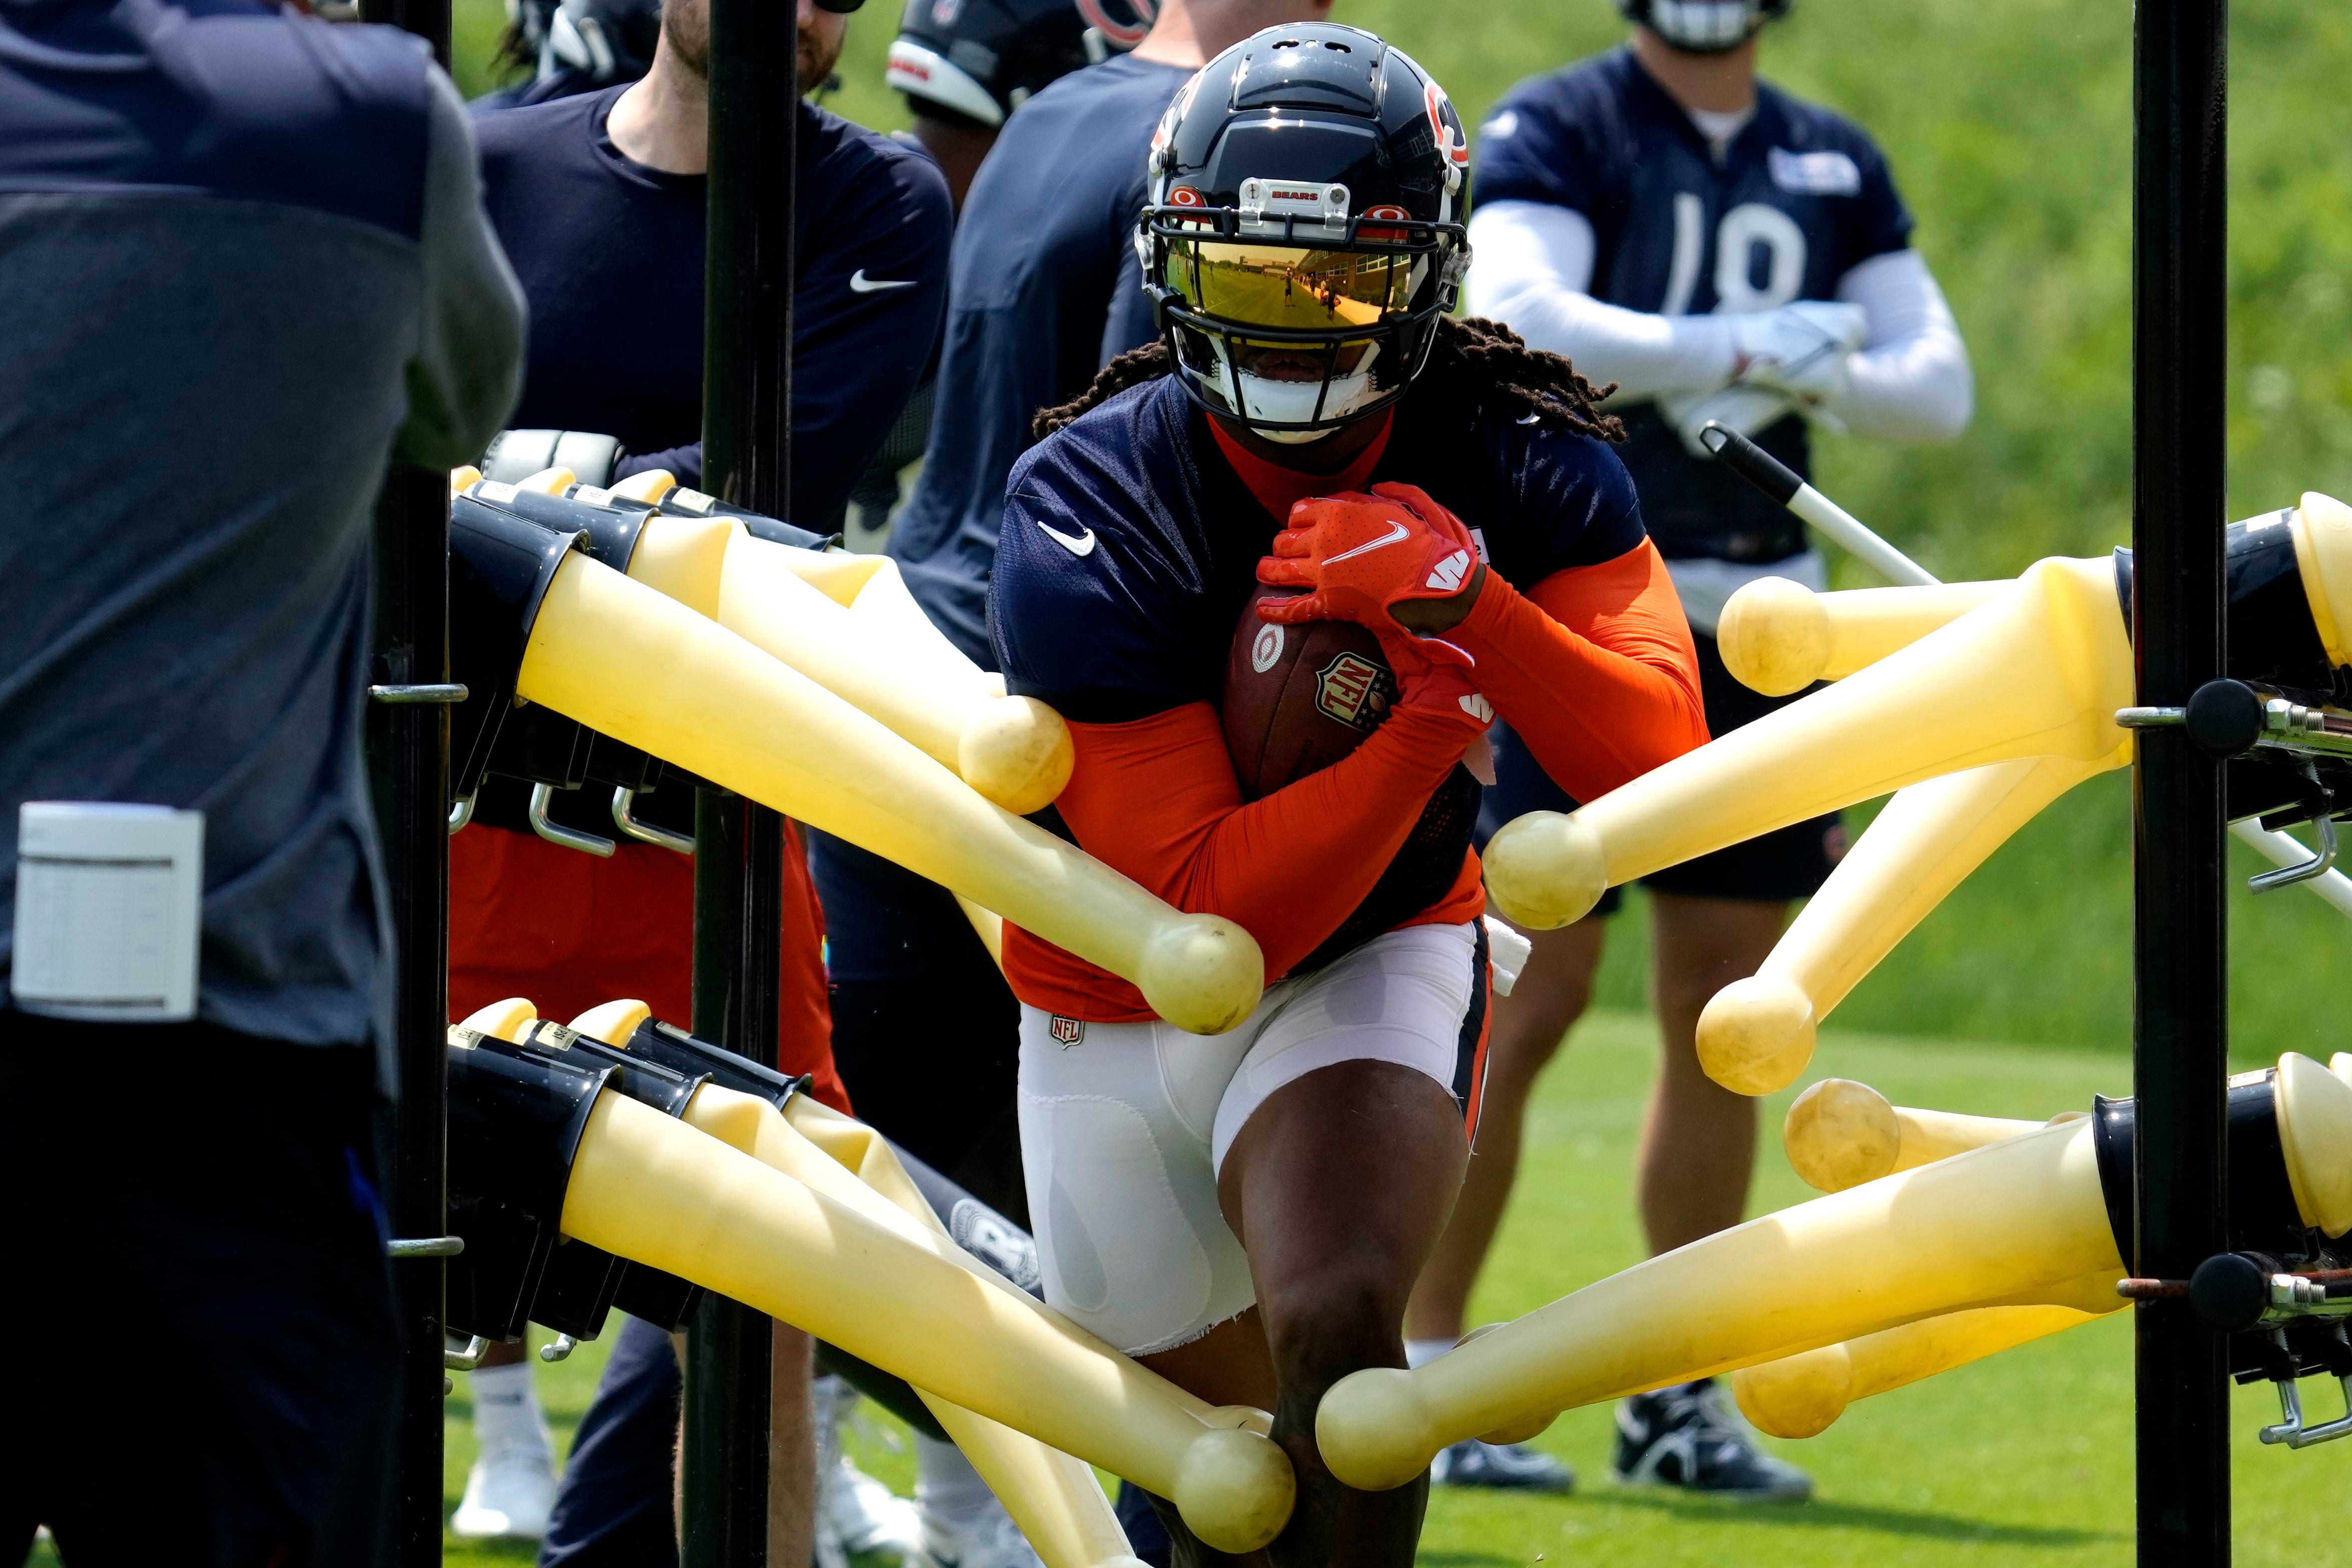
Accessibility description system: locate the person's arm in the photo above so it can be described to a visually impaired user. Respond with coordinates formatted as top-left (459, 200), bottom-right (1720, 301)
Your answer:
top-left (1821, 247), bottom-right (1973, 442)
top-left (1053, 697), bottom-right (1482, 981)
top-left (1464, 200), bottom-right (1737, 398)
top-left (395, 66), bottom-right (526, 469)
top-left (1447, 538), bottom-right (1709, 803)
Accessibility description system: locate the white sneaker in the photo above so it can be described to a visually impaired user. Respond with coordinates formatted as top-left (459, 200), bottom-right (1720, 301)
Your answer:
top-left (450, 1444), bottom-right (556, 1539)
top-left (821, 1451), bottom-right (923, 1560)
top-left (908, 1501), bottom-right (1045, 1568)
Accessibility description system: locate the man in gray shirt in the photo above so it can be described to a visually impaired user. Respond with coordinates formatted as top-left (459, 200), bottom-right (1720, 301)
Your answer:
top-left (0, 1), bottom-right (523, 1559)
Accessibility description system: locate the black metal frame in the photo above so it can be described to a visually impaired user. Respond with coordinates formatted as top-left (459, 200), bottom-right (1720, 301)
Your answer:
top-left (355, 4), bottom-right (456, 1564)
top-left (2130, 0), bottom-right (2233, 1559)
top-left (682, 1), bottom-right (799, 1562)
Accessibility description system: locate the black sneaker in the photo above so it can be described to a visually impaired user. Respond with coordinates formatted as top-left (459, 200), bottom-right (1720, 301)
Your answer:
top-left (1429, 1438), bottom-right (1576, 1493)
top-left (1611, 1379), bottom-right (1813, 1500)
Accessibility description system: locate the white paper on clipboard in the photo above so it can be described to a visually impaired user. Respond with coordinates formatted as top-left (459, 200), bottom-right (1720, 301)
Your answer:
top-left (12, 802), bottom-right (204, 1023)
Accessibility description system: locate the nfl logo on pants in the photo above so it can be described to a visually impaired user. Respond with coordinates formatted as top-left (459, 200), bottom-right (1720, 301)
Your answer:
top-left (1049, 1015), bottom-right (1085, 1047)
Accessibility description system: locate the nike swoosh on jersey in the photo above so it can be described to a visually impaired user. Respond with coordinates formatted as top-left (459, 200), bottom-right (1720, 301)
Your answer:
top-left (848, 269), bottom-right (918, 293)
top-left (1037, 519), bottom-right (1097, 557)
top-left (1320, 520), bottom-right (1411, 565)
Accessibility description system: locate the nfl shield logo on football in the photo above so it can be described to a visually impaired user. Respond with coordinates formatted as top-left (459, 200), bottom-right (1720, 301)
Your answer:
top-left (1049, 1015), bottom-right (1085, 1047)
top-left (1315, 652), bottom-right (1395, 732)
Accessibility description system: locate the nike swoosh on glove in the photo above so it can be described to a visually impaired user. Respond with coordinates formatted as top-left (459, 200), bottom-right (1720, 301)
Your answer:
top-left (1256, 481), bottom-right (1483, 634)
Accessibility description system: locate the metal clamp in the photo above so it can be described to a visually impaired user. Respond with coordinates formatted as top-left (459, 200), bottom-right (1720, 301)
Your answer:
top-left (448, 794), bottom-right (476, 835)
top-left (612, 788), bottom-right (695, 854)
top-left (2260, 1369), bottom-right (2352, 1449)
top-left (388, 1234), bottom-right (465, 1259)
top-left (2254, 697), bottom-right (2352, 759)
top-left (369, 683), bottom-right (469, 705)
top-left (444, 1334), bottom-right (489, 1371)
top-left (529, 782), bottom-right (616, 857)
top-left (2250, 810), bottom-right (2339, 894)
top-left (539, 1334), bottom-right (579, 1364)
top-left (2116, 706), bottom-right (2186, 730)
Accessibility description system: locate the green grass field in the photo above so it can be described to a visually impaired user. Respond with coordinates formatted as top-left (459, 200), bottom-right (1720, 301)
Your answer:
top-left (372, 1013), bottom-right (2340, 1567)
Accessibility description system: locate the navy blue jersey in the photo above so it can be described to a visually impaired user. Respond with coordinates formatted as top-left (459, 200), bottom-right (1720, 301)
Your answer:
top-left (473, 86), bottom-right (951, 529)
top-left (888, 52), bottom-right (1194, 667)
top-left (1476, 48), bottom-right (1913, 559)
top-left (991, 375), bottom-right (1646, 726)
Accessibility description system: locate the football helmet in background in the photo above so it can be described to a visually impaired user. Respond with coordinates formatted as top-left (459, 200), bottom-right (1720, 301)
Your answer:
top-left (510, 0), bottom-right (662, 88)
top-left (1613, 0), bottom-right (1793, 54)
top-left (887, 0), bottom-right (1152, 129)
top-left (1136, 23), bottom-right (1471, 441)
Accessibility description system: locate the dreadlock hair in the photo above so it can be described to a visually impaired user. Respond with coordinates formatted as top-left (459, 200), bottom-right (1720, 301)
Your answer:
top-left (1030, 316), bottom-right (1625, 444)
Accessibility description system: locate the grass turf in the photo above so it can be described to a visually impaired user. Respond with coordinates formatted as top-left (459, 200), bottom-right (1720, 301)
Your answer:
top-left (272, 1010), bottom-right (2334, 1568)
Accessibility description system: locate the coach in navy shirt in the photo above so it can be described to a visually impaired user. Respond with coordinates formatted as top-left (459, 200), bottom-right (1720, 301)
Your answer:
top-left (473, 0), bottom-right (951, 527)
top-left (0, 1), bottom-right (522, 1559)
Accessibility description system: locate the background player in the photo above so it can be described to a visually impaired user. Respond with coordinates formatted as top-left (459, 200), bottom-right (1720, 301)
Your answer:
top-left (1401, 0), bottom-right (1973, 1501)
top-left (991, 28), bottom-right (1708, 1564)
top-left (450, 0), bottom-right (951, 1550)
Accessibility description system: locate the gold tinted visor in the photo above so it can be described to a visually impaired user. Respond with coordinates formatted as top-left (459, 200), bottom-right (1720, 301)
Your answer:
top-left (1165, 241), bottom-right (1425, 333)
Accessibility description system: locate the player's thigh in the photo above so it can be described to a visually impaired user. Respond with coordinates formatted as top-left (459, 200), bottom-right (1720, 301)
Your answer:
top-left (1015, 1010), bottom-right (1258, 1357)
top-left (1210, 925), bottom-right (1482, 1315)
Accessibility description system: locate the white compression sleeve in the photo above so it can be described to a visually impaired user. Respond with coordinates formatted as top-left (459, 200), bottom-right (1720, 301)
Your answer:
top-left (1464, 200), bottom-right (1737, 398)
top-left (1825, 248), bottom-right (1974, 442)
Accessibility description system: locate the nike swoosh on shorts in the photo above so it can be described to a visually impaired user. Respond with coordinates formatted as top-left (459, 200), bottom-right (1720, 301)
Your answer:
top-left (848, 269), bottom-right (918, 293)
top-left (1320, 520), bottom-right (1412, 565)
top-left (1038, 520), bottom-right (1097, 556)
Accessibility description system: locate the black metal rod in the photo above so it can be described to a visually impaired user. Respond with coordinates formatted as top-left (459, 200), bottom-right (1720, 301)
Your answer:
top-left (2130, 0), bottom-right (2232, 1559)
top-left (683, 1), bottom-right (796, 1562)
top-left (356, 5), bottom-right (453, 1563)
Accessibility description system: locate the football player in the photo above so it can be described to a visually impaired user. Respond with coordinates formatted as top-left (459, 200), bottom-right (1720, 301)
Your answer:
top-left (1403, 0), bottom-right (1972, 1502)
top-left (810, 3), bottom-right (1328, 1558)
top-left (989, 27), bottom-right (1709, 1564)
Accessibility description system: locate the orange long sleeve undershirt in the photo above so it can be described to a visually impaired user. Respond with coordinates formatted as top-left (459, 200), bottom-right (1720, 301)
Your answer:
top-left (1449, 537), bottom-right (1709, 803)
top-left (1003, 700), bottom-right (1483, 1021)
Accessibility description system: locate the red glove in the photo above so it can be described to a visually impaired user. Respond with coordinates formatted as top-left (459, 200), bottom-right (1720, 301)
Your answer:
top-left (1256, 482), bottom-right (1483, 633)
top-left (1374, 624), bottom-right (1493, 735)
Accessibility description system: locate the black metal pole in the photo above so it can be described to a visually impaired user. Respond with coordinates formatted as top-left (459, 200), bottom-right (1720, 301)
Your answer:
top-left (356, 7), bottom-right (455, 1566)
top-left (682, 2), bottom-right (796, 1563)
top-left (2130, 0), bottom-right (2232, 1560)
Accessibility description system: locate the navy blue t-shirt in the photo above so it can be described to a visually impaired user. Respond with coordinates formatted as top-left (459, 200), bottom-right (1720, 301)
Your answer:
top-left (888, 52), bottom-right (1194, 666)
top-left (473, 86), bottom-right (951, 530)
top-left (991, 375), bottom-right (1646, 726)
top-left (1476, 49), bottom-right (1913, 559)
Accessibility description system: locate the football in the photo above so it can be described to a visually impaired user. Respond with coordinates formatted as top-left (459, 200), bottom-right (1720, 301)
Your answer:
top-left (1223, 585), bottom-right (1399, 800)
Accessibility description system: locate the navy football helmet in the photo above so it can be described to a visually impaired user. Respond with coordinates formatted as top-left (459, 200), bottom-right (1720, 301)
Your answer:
top-left (1614, 0), bottom-right (1793, 54)
top-left (888, 0), bottom-right (1152, 128)
top-left (1136, 24), bottom-right (1470, 441)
